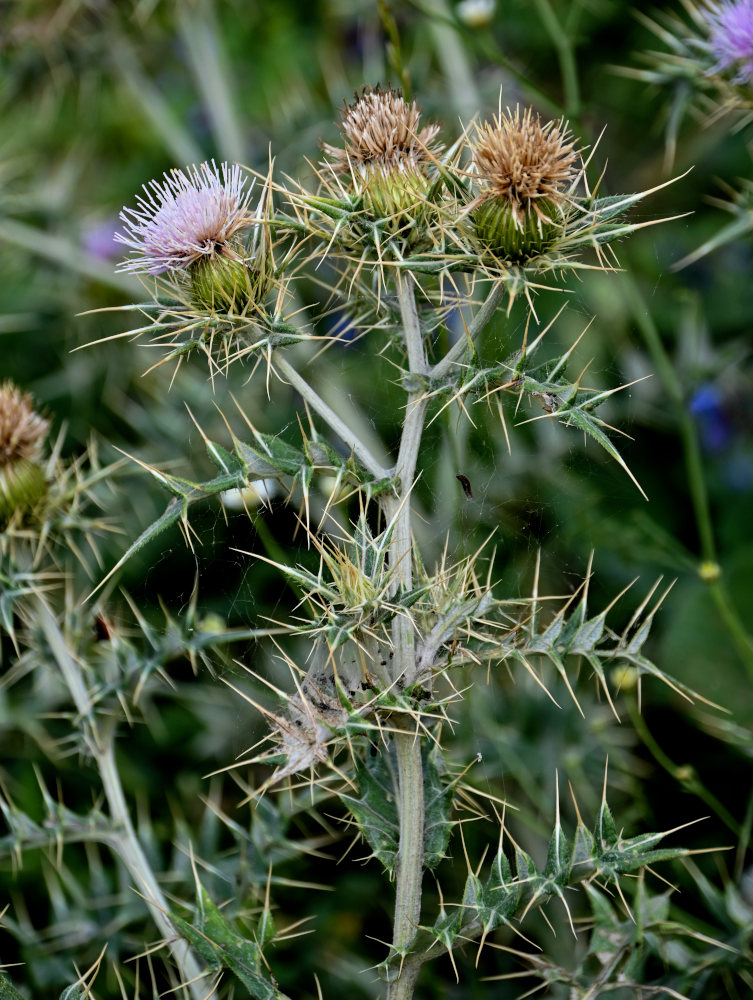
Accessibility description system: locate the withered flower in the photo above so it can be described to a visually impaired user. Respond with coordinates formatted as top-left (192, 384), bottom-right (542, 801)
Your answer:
top-left (322, 86), bottom-right (442, 223)
top-left (469, 106), bottom-right (578, 260)
top-left (0, 382), bottom-right (49, 524)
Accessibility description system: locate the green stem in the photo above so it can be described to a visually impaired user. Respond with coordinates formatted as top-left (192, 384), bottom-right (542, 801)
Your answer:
top-left (430, 280), bottom-right (505, 382)
top-left (389, 734), bottom-right (426, 989)
top-left (38, 601), bottom-right (207, 1000)
top-left (709, 580), bottom-right (753, 682)
top-left (384, 276), bottom-right (511, 998)
top-left (532, 0), bottom-right (581, 120)
top-left (384, 274), bottom-right (429, 1000)
top-left (623, 273), bottom-right (753, 680)
top-left (627, 700), bottom-right (741, 838)
top-left (274, 353), bottom-right (390, 481)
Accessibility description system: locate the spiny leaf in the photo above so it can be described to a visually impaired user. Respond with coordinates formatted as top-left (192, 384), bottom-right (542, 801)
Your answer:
top-left (340, 740), bottom-right (453, 872)
top-left (172, 886), bottom-right (286, 1000)
top-left (423, 745), bottom-right (454, 869)
top-left (595, 798), bottom-right (618, 847)
top-left (207, 438), bottom-right (245, 476)
top-left (341, 750), bottom-right (399, 870)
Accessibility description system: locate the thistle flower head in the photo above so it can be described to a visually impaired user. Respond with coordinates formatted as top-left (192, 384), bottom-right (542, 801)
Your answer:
top-left (0, 382), bottom-right (48, 468)
top-left (323, 86), bottom-right (441, 179)
top-left (703, 0), bottom-right (753, 82)
top-left (115, 161), bottom-right (253, 275)
top-left (469, 106), bottom-right (578, 226)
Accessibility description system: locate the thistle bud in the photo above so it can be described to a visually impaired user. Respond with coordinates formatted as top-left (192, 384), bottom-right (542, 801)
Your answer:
top-left (0, 382), bottom-right (49, 526)
top-left (468, 106), bottom-right (578, 261)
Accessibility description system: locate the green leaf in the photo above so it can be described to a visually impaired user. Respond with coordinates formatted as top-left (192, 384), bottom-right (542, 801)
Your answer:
top-left (483, 841), bottom-right (520, 925)
top-left (341, 751), bottom-right (399, 871)
top-left (0, 976), bottom-right (26, 1000)
top-left (562, 408), bottom-right (647, 499)
top-left (595, 798), bottom-right (618, 847)
top-left (206, 438), bottom-right (245, 476)
top-left (571, 612), bottom-right (608, 653)
top-left (340, 741), bottom-right (453, 872)
top-left (233, 437), bottom-right (286, 478)
top-left (587, 191), bottom-right (647, 221)
top-left (172, 886), bottom-right (285, 1000)
top-left (58, 988), bottom-right (86, 1000)
top-left (233, 432), bottom-right (304, 477)
top-left (423, 746), bottom-right (453, 869)
top-left (432, 904), bottom-right (462, 949)
top-left (544, 819), bottom-right (571, 884)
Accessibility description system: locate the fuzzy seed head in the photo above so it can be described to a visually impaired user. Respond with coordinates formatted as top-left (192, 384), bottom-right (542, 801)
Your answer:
top-left (470, 106), bottom-right (578, 227)
top-left (704, 0), bottom-right (753, 81)
top-left (322, 86), bottom-right (441, 180)
top-left (0, 382), bottom-right (48, 468)
top-left (116, 161), bottom-right (253, 275)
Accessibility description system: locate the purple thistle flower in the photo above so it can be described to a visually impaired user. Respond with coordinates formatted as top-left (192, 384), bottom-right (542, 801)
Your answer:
top-left (703, 0), bottom-right (753, 83)
top-left (115, 161), bottom-right (253, 275)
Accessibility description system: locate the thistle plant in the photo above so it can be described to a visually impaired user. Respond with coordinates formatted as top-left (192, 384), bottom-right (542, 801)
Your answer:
top-left (19, 75), bottom-right (735, 1000)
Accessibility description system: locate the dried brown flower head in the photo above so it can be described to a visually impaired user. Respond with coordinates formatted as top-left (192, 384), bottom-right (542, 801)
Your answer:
top-left (470, 106), bottom-right (578, 227)
top-left (323, 86), bottom-right (441, 180)
top-left (0, 382), bottom-right (48, 468)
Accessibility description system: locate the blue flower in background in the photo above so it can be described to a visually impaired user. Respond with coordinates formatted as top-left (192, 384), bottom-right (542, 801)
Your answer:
top-left (689, 381), bottom-right (753, 491)
top-left (689, 383), bottom-right (733, 451)
top-left (325, 309), bottom-right (359, 344)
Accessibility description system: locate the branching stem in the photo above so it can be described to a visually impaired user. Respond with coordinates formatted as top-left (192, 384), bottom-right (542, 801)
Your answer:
top-left (38, 600), bottom-right (207, 1000)
top-left (430, 280), bottom-right (505, 382)
top-left (385, 273), bottom-right (505, 999)
top-left (274, 353), bottom-right (391, 482)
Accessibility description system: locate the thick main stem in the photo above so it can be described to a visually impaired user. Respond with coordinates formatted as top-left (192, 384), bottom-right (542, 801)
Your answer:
top-left (385, 274), bottom-right (430, 1000)
top-left (38, 602), bottom-right (207, 1000)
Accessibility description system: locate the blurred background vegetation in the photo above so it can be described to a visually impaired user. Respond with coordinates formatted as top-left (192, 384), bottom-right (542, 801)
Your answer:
top-left (1, 0), bottom-right (752, 996)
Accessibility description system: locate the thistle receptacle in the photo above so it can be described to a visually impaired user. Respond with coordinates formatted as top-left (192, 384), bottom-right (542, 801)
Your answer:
top-left (322, 86), bottom-right (442, 230)
top-left (468, 106), bottom-right (578, 261)
top-left (0, 382), bottom-right (49, 526)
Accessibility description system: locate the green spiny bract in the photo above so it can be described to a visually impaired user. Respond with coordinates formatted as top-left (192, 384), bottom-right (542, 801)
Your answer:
top-left (471, 194), bottom-right (562, 261)
top-left (188, 239), bottom-right (272, 315)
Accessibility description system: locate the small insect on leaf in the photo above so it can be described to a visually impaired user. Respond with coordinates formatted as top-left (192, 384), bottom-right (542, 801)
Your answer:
top-left (456, 474), bottom-right (473, 500)
top-left (93, 615), bottom-right (114, 642)
top-left (533, 391), bottom-right (560, 414)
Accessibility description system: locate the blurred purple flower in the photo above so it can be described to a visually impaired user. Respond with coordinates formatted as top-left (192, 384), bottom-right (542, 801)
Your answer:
top-left (82, 218), bottom-right (120, 261)
top-left (703, 0), bottom-right (753, 82)
top-left (115, 161), bottom-right (252, 275)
